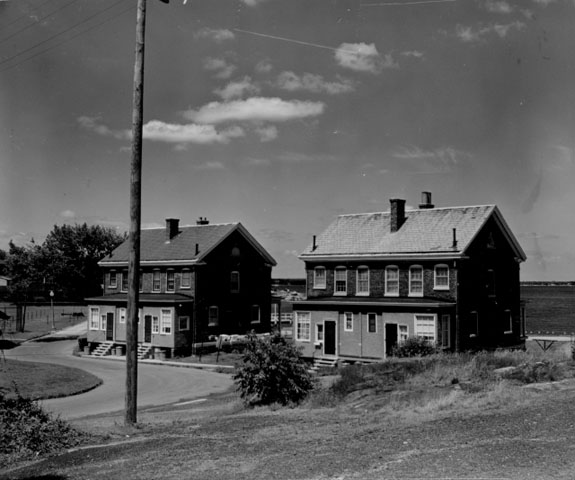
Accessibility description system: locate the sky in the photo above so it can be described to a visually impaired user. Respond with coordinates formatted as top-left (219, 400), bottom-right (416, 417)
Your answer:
top-left (1, 0), bottom-right (575, 281)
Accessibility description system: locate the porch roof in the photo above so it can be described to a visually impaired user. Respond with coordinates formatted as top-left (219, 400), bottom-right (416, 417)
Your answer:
top-left (294, 296), bottom-right (455, 308)
top-left (85, 293), bottom-right (194, 304)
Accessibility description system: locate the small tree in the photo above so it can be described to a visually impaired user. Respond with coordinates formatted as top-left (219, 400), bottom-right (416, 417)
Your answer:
top-left (234, 333), bottom-right (313, 406)
top-left (392, 336), bottom-right (437, 358)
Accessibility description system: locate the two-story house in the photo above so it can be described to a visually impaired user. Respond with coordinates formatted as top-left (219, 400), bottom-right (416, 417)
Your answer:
top-left (86, 218), bottom-right (276, 358)
top-left (293, 193), bottom-right (527, 363)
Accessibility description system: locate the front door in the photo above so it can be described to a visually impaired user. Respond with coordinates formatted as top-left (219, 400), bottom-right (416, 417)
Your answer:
top-left (144, 315), bottom-right (152, 343)
top-left (324, 320), bottom-right (336, 356)
top-left (385, 323), bottom-right (398, 357)
top-left (106, 312), bottom-right (114, 341)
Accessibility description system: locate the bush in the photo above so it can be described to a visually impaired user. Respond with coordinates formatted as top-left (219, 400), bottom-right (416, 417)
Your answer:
top-left (0, 392), bottom-right (86, 466)
top-left (233, 333), bottom-right (314, 406)
top-left (392, 336), bottom-right (437, 358)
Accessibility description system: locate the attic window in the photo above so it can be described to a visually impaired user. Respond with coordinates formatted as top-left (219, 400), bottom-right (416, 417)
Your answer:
top-left (231, 247), bottom-right (240, 257)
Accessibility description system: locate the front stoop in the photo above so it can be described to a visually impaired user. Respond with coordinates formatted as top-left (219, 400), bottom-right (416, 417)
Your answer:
top-left (91, 341), bottom-right (114, 357)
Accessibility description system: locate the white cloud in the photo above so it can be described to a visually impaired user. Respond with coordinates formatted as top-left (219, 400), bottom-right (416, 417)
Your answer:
top-left (334, 42), bottom-right (397, 74)
top-left (392, 145), bottom-right (471, 173)
top-left (194, 161), bottom-right (226, 170)
top-left (455, 21), bottom-right (525, 42)
top-left (203, 57), bottom-right (236, 79)
top-left (276, 71), bottom-right (355, 94)
top-left (60, 210), bottom-right (76, 219)
top-left (213, 76), bottom-right (260, 101)
top-left (241, 0), bottom-right (269, 6)
top-left (255, 60), bottom-right (273, 74)
top-left (244, 157), bottom-right (271, 167)
top-left (182, 97), bottom-right (325, 124)
top-left (485, 0), bottom-right (513, 13)
top-left (401, 50), bottom-right (424, 58)
top-left (254, 125), bottom-right (278, 142)
top-left (276, 152), bottom-right (336, 163)
top-left (142, 121), bottom-right (244, 145)
top-left (77, 116), bottom-right (129, 140)
top-left (194, 28), bottom-right (235, 43)
top-left (531, 0), bottom-right (556, 5)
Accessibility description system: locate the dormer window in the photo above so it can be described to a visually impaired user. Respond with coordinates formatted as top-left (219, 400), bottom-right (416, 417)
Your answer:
top-left (313, 267), bottom-right (326, 289)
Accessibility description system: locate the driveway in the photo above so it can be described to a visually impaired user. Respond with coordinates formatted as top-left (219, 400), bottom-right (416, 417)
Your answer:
top-left (4, 339), bottom-right (233, 420)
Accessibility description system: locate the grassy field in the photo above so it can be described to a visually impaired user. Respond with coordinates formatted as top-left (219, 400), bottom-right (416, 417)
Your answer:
top-left (3, 348), bottom-right (575, 479)
top-left (0, 360), bottom-right (101, 400)
top-left (521, 285), bottom-right (575, 334)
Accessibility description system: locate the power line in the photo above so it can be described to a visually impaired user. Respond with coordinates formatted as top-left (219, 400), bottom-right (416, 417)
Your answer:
top-left (0, 0), bottom-right (85, 46)
top-left (0, 0), bottom-right (58, 31)
top-left (0, 0), bottom-right (133, 74)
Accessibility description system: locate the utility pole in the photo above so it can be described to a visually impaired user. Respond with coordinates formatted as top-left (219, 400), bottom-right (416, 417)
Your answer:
top-left (125, 0), bottom-right (169, 427)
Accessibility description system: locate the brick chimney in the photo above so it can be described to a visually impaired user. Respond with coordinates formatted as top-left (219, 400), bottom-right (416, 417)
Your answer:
top-left (390, 198), bottom-right (406, 233)
top-left (419, 191), bottom-right (435, 209)
top-left (196, 217), bottom-right (209, 225)
top-left (165, 218), bottom-right (179, 241)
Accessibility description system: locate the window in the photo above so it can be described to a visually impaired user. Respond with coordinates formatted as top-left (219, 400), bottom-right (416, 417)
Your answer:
top-left (167, 271), bottom-right (175, 292)
top-left (434, 265), bottom-right (449, 290)
top-left (399, 325), bottom-right (408, 343)
top-left (367, 313), bottom-right (377, 333)
top-left (100, 314), bottom-right (106, 331)
top-left (504, 309), bottom-right (512, 334)
top-left (121, 271), bottom-right (128, 292)
top-left (313, 267), bottom-right (326, 289)
top-left (109, 271), bottom-right (117, 288)
top-left (334, 267), bottom-right (347, 295)
top-left (385, 266), bottom-right (399, 296)
top-left (118, 308), bottom-right (126, 324)
top-left (90, 307), bottom-right (99, 330)
top-left (271, 303), bottom-right (279, 324)
top-left (179, 316), bottom-right (190, 331)
top-left (295, 312), bottom-right (311, 341)
top-left (139, 272), bottom-right (143, 292)
top-left (181, 269), bottom-right (191, 289)
top-left (208, 306), bottom-right (219, 327)
top-left (344, 312), bottom-right (353, 332)
top-left (152, 316), bottom-right (159, 334)
top-left (438, 314), bottom-right (450, 348)
top-left (470, 311), bottom-right (479, 337)
top-left (356, 267), bottom-right (369, 295)
top-left (409, 266), bottom-right (423, 296)
top-left (161, 309), bottom-right (172, 335)
top-left (316, 323), bottom-right (324, 343)
top-left (415, 314), bottom-right (436, 342)
top-left (152, 270), bottom-right (161, 292)
top-left (231, 246), bottom-right (241, 257)
top-left (230, 271), bottom-right (240, 293)
top-left (486, 269), bottom-right (496, 296)
top-left (251, 305), bottom-right (260, 324)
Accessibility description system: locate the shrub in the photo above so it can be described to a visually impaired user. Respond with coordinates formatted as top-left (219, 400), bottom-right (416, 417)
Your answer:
top-left (0, 392), bottom-right (86, 466)
top-left (233, 333), bottom-right (313, 406)
top-left (392, 336), bottom-right (437, 358)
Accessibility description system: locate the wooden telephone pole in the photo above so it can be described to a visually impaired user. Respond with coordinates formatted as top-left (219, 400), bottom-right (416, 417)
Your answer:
top-left (125, 0), bottom-right (169, 426)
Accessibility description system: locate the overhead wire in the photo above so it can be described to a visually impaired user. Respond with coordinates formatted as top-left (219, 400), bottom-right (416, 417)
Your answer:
top-left (0, 0), bottom-right (134, 74)
top-left (0, 0), bottom-right (58, 31)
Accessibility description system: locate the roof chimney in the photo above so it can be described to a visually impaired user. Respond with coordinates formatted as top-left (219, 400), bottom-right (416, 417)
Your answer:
top-left (390, 198), bottom-right (406, 233)
top-left (419, 191), bottom-right (434, 209)
top-left (196, 217), bottom-right (209, 225)
top-left (165, 218), bottom-right (179, 241)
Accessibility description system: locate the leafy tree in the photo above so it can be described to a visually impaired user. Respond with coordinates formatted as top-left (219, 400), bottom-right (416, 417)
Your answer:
top-left (6, 224), bottom-right (125, 303)
top-left (392, 336), bottom-right (437, 358)
top-left (234, 333), bottom-right (314, 406)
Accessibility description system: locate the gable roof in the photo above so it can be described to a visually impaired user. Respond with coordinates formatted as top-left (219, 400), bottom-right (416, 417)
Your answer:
top-left (300, 205), bottom-right (526, 262)
top-left (100, 222), bottom-right (276, 267)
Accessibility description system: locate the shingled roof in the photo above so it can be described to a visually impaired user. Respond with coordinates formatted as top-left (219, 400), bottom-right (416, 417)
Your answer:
top-left (100, 222), bottom-right (276, 267)
top-left (300, 204), bottom-right (526, 261)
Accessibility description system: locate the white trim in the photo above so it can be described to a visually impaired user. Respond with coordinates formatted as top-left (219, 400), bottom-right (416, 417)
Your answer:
top-left (160, 308), bottom-right (173, 335)
top-left (295, 311), bottom-right (311, 342)
top-left (313, 266), bottom-right (326, 289)
top-left (414, 314), bottom-right (437, 342)
top-left (334, 267), bottom-right (347, 295)
top-left (152, 315), bottom-right (160, 334)
top-left (89, 307), bottom-right (100, 330)
top-left (315, 322), bottom-right (324, 343)
top-left (385, 265), bottom-right (399, 297)
top-left (356, 266), bottom-right (370, 296)
top-left (398, 324), bottom-right (409, 343)
top-left (344, 312), bottom-right (353, 332)
top-left (434, 264), bottom-right (450, 290)
top-left (408, 265), bottom-right (423, 297)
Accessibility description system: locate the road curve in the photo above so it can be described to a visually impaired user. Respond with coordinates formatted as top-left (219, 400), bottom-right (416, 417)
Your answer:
top-left (4, 340), bottom-right (233, 419)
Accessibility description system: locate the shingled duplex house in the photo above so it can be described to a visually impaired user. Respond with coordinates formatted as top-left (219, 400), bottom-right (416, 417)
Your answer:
top-left (293, 193), bottom-right (527, 363)
top-left (86, 218), bottom-right (276, 358)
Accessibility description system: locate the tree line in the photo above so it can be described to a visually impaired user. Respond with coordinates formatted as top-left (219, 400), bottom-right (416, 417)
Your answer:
top-left (2, 224), bottom-right (125, 305)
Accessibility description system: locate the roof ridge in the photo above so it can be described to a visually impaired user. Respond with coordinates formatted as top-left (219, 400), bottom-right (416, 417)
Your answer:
top-left (142, 222), bottom-right (238, 230)
top-left (338, 204), bottom-right (495, 217)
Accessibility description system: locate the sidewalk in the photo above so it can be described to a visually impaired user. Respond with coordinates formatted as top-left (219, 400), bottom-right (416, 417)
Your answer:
top-left (76, 352), bottom-right (235, 371)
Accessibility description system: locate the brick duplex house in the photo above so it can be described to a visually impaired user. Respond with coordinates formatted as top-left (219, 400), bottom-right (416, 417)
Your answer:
top-left (293, 193), bottom-right (527, 362)
top-left (86, 218), bottom-right (276, 358)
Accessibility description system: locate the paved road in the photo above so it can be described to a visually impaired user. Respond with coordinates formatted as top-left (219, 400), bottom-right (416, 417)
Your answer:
top-left (4, 340), bottom-right (233, 419)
